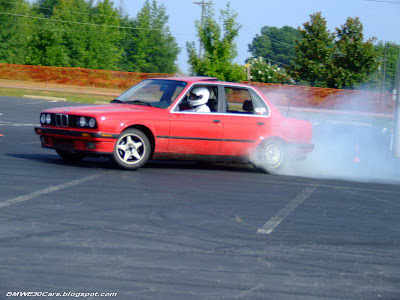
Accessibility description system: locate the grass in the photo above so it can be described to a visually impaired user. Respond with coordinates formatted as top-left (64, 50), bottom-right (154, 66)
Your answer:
top-left (0, 86), bottom-right (115, 104)
top-left (0, 85), bottom-right (393, 129)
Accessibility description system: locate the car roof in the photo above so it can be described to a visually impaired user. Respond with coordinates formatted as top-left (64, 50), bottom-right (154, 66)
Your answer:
top-left (150, 76), bottom-right (251, 88)
top-left (158, 76), bottom-right (218, 83)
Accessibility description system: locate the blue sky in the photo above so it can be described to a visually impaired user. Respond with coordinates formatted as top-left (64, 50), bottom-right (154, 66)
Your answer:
top-left (122, 0), bottom-right (400, 73)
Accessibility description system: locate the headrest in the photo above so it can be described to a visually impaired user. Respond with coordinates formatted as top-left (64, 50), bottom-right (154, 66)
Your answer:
top-left (242, 100), bottom-right (254, 112)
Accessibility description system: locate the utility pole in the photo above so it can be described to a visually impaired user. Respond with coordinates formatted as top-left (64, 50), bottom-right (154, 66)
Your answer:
top-left (193, 1), bottom-right (211, 58)
top-left (382, 44), bottom-right (388, 102)
top-left (392, 48), bottom-right (400, 158)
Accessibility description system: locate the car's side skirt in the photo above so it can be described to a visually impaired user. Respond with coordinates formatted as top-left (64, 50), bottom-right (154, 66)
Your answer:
top-left (152, 152), bottom-right (249, 163)
top-left (156, 135), bottom-right (256, 143)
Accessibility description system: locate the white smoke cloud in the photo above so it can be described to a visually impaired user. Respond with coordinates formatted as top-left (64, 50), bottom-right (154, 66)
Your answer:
top-left (258, 87), bottom-right (400, 184)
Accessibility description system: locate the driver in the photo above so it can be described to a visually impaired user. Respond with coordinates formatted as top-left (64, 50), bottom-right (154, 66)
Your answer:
top-left (187, 87), bottom-right (211, 113)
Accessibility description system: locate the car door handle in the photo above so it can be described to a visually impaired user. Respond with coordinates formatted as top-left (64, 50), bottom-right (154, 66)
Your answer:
top-left (257, 122), bottom-right (265, 125)
top-left (213, 120), bottom-right (221, 123)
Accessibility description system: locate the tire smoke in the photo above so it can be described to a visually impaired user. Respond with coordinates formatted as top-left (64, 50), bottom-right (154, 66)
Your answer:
top-left (262, 88), bottom-right (400, 184)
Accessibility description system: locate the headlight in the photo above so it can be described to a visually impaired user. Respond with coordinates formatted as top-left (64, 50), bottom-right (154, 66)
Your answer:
top-left (78, 117), bottom-right (86, 127)
top-left (88, 118), bottom-right (96, 128)
top-left (45, 114), bottom-right (51, 124)
top-left (40, 114), bottom-right (46, 124)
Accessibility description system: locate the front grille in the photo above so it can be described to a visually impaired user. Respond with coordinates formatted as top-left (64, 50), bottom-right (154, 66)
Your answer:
top-left (69, 115), bottom-right (79, 128)
top-left (56, 114), bottom-right (69, 127)
top-left (41, 114), bottom-right (95, 129)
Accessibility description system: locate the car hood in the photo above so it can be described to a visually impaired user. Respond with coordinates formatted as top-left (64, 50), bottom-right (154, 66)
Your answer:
top-left (43, 104), bottom-right (159, 117)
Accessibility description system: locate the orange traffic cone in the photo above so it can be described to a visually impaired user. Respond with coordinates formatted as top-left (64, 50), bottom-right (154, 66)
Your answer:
top-left (353, 141), bottom-right (361, 164)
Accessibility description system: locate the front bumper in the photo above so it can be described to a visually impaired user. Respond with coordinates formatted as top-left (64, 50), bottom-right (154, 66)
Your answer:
top-left (35, 127), bottom-right (119, 154)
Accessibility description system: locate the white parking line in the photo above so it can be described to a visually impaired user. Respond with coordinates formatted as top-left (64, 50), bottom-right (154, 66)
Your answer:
top-left (23, 95), bottom-right (66, 102)
top-left (0, 174), bottom-right (101, 209)
top-left (0, 122), bottom-right (39, 127)
top-left (18, 142), bottom-right (41, 145)
top-left (257, 185), bottom-right (317, 235)
top-left (17, 101), bottom-right (57, 105)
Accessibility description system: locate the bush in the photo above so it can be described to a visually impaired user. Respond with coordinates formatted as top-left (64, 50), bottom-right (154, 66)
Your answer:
top-left (248, 57), bottom-right (292, 84)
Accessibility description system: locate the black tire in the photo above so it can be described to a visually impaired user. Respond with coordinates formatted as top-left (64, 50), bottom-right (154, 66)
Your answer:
top-left (113, 128), bottom-right (151, 170)
top-left (56, 150), bottom-right (85, 162)
top-left (254, 138), bottom-right (286, 174)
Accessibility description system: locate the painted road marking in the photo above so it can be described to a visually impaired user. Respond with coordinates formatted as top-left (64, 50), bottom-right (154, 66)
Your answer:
top-left (232, 284), bottom-right (264, 299)
top-left (0, 122), bottom-right (39, 127)
top-left (23, 95), bottom-right (67, 102)
top-left (17, 101), bottom-right (57, 105)
top-left (257, 185), bottom-right (317, 235)
top-left (0, 174), bottom-right (101, 209)
top-left (18, 142), bottom-right (40, 145)
top-left (171, 170), bottom-right (400, 195)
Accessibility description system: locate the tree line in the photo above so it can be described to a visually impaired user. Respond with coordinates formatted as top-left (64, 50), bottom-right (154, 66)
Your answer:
top-left (0, 0), bottom-right (397, 90)
top-left (193, 7), bottom-right (398, 90)
top-left (0, 0), bottom-right (180, 73)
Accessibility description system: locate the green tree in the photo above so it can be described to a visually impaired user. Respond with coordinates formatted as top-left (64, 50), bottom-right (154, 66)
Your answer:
top-left (85, 0), bottom-right (124, 70)
top-left (331, 17), bottom-right (378, 88)
top-left (187, 2), bottom-right (246, 82)
top-left (291, 13), bottom-right (379, 89)
top-left (248, 26), bottom-right (301, 66)
top-left (0, 0), bottom-right (33, 64)
top-left (120, 0), bottom-right (179, 73)
top-left (369, 42), bottom-right (400, 92)
top-left (33, 0), bottom-right (61, 17)
top-left (28, 0), bottom-right (123, 70)
top-left (27, 0), bottom-right (93, 67)
top-left (290, 12), bottom-right (335, 87)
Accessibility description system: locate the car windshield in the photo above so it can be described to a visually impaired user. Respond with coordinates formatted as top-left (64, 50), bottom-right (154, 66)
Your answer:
top-left (115, 79), bottom-right (187, 109)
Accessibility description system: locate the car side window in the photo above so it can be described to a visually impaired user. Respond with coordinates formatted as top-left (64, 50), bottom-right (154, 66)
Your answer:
top-left (224, 87), bottom-right (253, 114)
top-left (249, 89), bottom-right (269, 116)
top-left (175, 85), bottom-right (219, 113)
top-left (224, 87), bottom-right (269, 116)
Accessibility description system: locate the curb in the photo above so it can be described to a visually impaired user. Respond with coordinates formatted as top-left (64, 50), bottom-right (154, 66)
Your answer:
top-left (23, 95), bottom-right (67, 101)
top-left (0, 84), bottom-right (121, 97)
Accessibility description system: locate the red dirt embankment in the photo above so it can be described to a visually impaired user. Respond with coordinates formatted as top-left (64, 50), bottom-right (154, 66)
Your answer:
top-left (248, 82), bottom-right (394, 115)
top-left (0, 63), bottom-right (172, 90)
top-left (0, 63), bottom-right (394, 115)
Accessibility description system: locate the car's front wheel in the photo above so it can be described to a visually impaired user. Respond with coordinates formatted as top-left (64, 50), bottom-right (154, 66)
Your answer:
top-left (255, 138), bottom-right (286, 174)
top-left (113, 129), bottom-right (151, 170)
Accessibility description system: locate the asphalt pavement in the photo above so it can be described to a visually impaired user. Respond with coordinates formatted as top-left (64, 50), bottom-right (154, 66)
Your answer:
top-left (0, 96), bottom-right (399, 300)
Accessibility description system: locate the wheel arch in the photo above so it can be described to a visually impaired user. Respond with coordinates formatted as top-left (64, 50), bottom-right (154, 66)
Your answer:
top-left (123, 124), bottom-right (156, 157)
top-left (258, 135), bottom-right (287, 147)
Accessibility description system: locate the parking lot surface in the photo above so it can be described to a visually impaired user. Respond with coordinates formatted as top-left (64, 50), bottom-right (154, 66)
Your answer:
top-left (0, 96), bottom-right (399, 299)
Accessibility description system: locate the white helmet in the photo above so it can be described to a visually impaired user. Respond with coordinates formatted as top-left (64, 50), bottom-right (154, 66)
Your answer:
top-left (188, 87), bottom-right (210, 107)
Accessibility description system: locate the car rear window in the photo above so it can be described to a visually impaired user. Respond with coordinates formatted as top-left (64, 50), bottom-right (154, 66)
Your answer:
top-left (224, 87), bottom-right (269, 115)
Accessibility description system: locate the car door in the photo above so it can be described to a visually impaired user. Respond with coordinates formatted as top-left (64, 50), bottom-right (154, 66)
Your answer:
top-left (167, 84), bottom-right (224, 154)
top-left (219, 86), bottom-right (271, 156)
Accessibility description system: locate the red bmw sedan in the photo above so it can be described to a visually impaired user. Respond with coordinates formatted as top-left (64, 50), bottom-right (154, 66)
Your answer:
top-left (35, 77), bottom-right (314, 173)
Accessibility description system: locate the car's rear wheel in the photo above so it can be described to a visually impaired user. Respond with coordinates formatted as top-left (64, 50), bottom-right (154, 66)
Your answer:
top-left (255, 138), bottom-right (286, 174)
top-left (113, 129), bottom-right (151, 170)
top-left (56, 150), bottom-right (85, 162)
